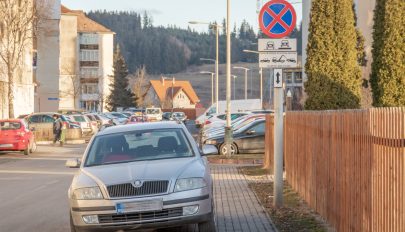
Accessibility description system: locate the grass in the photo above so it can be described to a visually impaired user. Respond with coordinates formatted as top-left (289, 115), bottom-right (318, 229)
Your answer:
top-left (240, 166), bottom-right (329, 232)
top-left (238, 165), bottom-right (271, 176)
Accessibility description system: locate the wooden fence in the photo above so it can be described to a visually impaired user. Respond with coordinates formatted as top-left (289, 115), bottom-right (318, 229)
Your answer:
top-left (270, 108), bottom-right (405, 232)
top-left (34, 128), bottom-right (83, 141)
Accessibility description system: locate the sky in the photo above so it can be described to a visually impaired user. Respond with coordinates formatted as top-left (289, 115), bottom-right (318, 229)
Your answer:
top-left (61, 0), bottom-right (302, 32)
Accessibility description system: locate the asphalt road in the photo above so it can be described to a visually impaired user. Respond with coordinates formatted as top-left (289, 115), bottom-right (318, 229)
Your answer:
top-left (0, 122), bottom-right (201, 232)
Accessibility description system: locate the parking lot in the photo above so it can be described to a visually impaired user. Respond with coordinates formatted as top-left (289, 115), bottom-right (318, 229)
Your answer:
top-left (0, 123), bottom-right (275, 232)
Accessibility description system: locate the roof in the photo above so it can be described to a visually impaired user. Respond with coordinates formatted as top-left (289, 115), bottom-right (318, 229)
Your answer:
top-left (150, 80), bottom-right (200, 104)
top-left (97, 122), bottom-right (184, 136)
top-left (61, 5), bottom-right (113, 33)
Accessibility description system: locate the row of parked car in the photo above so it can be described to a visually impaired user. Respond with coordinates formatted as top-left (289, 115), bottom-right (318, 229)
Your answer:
top-left (200, 110), bottom-right (273, 155)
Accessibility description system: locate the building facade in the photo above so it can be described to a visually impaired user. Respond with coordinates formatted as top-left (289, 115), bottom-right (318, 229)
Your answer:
top-left (59, 6), bottom-right (114, 112)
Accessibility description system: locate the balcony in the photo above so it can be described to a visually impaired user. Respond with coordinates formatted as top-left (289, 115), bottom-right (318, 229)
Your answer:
top-left (80, 44), bottom-right (99, 50)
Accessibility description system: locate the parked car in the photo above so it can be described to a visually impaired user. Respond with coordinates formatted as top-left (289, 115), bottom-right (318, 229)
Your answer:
top-left (162, 112), bottom-right (173, 121)
top-left (25, 113), bottom-right (81, 130)
top-left (83, 114), bottom-right (100, 134)
top-left (204, 112), bottom-right (249, 127)
top-left (121, 112), bottom-right (133, 117)
top-left (145, 107), bottom-right (163, 121)
top-left (68, 114), bottom-right (93, 135)
top-left (204, 119), bottom-right (266, 155)
top-left (104, 112), bottom-right (129, 124)
top-left (125, 115), bottom-right (147, 124)
top-left (66, 122), bottom-right (217, 232)
top-left (0, 119), bottom-right (36, 155)
top-left (172, 112), bottom-right (187, 123)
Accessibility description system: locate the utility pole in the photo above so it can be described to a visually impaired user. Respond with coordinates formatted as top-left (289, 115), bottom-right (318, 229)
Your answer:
top-left (224, 0), bottom-right (233, 157)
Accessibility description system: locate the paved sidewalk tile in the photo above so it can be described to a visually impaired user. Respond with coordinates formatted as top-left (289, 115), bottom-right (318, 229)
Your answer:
top-left (212, 165), bottom-right (277, 232)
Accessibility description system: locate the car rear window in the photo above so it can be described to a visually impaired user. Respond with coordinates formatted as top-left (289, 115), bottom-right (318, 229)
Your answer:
top-left (73, 116), bottom-right (86, 122)
top-left (85, 128), bottom-right (194, 167)
top-left (0, 122), bottom-right (21, 130)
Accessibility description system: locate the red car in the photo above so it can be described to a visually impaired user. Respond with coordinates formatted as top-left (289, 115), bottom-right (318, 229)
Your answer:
top-left (125, 115), bottom-right (147, 124)
top-left (0, 119), bottom-right (36, 155)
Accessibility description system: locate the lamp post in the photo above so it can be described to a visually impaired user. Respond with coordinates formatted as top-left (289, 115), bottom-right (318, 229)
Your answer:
top-left (232, 75), bottom-right (237, 100)
top-left (243, 49), bottom-right (263, 109)
top-left (200, 71), bottom-right (215, 106)
top-left (224, 0), bottom-right (232, 157)
top-left (189, 22), bottom-right (222, 114)
top-left (233, 66), bottom-right (250, 100)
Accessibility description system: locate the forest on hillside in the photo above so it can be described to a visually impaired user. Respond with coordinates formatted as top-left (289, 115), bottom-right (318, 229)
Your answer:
top-left (87, 11), bottom-right (302, 74)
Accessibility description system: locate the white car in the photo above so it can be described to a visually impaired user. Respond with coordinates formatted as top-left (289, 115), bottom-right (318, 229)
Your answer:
top-left (68, 114), bottom-right (93, 135)
top-left (203, 112), bottom-right (249, 129)
top-left (145, 108), bottom-right (163, 121)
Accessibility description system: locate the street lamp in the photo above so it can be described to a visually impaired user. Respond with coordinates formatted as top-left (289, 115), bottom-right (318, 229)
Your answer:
top-left (189, 22), bottom-right (222, 114)
top-left (233, 66), bottom-right (250, 100)
top-left (200, 71), bottom-right (215, 106)
top-left (232, 75), bottom-right (237, 100)
top-left (162, 76), bottom-right (175, 112)
top-left (243, 49), bottom-right (263, 109)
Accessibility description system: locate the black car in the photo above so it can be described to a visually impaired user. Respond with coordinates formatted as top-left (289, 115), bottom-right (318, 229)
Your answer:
top-left (162, 112), bottom-right (173, 121)
top-left (172, 112), bottom-right (187, 122)
top-left (204, 119), bottom-right (266, 155)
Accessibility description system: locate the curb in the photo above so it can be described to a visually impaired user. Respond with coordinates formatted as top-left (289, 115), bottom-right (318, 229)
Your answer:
top-left (37, 140), bottom-right (87, 145)
top-left (208, 158), bottom-right (263, 165)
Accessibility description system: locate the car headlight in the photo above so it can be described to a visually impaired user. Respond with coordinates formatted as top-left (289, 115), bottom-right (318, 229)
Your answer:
top-left (175, 178), bottom-right (207, 192)
top-left (205, 140), bottom-right (217, 145)
top-left (73, 187), bottom-right (103, 200)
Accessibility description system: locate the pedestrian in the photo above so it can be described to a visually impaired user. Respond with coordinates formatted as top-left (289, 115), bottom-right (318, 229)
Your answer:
top-left (53, 114), bottom-right (62, 146)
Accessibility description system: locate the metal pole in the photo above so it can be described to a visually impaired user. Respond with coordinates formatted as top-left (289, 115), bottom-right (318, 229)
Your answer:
top-left (233, 77), bottom-right (236, 100)
top-left (224, 0), bottom-right (232, 157)
top-left (211, 73), bottom-right (214, 106)
top-left (260, 68), bottom-right (263, 109)
top-left (215, 25), bottom-right (219, 114)
top-left (274, 78), bottom-right (284, 207)
top-left (245, 69), bottom-right (247, 100)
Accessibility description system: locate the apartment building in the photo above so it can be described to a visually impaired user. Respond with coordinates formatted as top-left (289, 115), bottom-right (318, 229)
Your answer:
top-left (59, 6), bottom-right (114, 112)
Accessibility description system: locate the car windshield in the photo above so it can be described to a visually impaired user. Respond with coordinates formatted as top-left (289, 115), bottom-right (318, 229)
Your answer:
top-left (174, 112), bottom-right (184, 117)
top-left (84, 128), bottom-right (194, 167)
top-left (146, 109), bottom-right (160, 114)
top-left (73, 116), bottom-right (86, 122)
top-left (0, 122), bottom-right (21, 130)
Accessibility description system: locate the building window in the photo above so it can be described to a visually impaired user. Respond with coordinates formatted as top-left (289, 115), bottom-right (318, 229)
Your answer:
top-left (80, 44), bottom-right (99, 50)
top-left (79, 33), bottom-right (98, 45)
top-left (285, 72), bottom-right (293, 84)
top-left (80, 61), bottom-right (99, 67)
top-left (80, 50), bottom-right (99, 62)
top-left (81, 84), bottom-right (98, 94)
top-left (80, 68), bottom-right (99, 78)
top-left (294, 72), bottom-right (303, 83)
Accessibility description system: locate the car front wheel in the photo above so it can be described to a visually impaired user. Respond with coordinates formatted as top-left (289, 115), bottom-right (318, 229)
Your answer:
top-left (219, 143), bottom-right (238, 155)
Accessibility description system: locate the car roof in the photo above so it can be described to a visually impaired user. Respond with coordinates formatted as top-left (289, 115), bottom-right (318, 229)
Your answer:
top-left (97, 121), bottom-right (184, 136)
top-left (0, 119), bottom-right (24, 122)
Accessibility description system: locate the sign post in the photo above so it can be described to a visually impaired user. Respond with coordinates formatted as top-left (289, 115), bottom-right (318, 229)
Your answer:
top-left (259, 0), bottom-right (297, 208)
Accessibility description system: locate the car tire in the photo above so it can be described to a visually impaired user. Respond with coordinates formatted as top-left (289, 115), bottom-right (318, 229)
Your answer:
top-left (198, 212), bottom-right (216, 232)
top-left (23, 147), bottom-right (30, 156)
top-left (219, 143), bottom-right (238, 155)
top-left (30, 139), bottom-right (37, 153)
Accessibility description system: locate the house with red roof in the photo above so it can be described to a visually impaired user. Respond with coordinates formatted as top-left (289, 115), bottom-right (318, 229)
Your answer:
top-left (145, 78), bottom-right (200, 109)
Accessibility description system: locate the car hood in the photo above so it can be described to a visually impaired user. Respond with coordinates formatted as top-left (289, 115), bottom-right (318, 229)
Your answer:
top-left (81, 157), bottom-right (205, 186)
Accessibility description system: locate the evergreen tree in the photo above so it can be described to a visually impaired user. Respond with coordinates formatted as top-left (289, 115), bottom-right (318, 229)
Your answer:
top-left (305, 0), bottom-right (362, 110)
top-left (370, 0), bottom-right (405, 107)
top-left (106, 45), bottom-right (137, 111)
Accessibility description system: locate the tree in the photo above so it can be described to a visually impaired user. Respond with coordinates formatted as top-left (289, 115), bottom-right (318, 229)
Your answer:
top-left (370, 0), bottom-right (405, 107)
top-left (129, 66), bottom-right (149, 108)
top-left (106, 45), bottom-right (137, 111)
top-left (0, 0), bottom-right (48, 118)
top-left (59, 64), bottom-right (81, 109)
top-left (304, 0), bottom-right (362, 110)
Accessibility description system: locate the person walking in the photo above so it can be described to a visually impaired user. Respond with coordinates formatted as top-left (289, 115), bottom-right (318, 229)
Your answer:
top-left (53, 114), bottom-right (63, 146)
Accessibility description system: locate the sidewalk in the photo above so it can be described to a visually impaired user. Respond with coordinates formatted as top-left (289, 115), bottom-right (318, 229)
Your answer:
top-left (212, 165), bottom-right (277, 232)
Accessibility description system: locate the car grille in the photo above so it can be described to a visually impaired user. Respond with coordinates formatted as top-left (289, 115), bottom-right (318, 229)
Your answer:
top-left (98, 207), bottom-right (183, 224)
top-left (107, 180), bottom-right (169, 198)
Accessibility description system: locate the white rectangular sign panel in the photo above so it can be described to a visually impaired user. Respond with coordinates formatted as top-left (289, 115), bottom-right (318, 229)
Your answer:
top-left (259, 52), bottom-right (298, 68)
top-left (273, 69), bottom-right (283, 88)
top-left (258, 39), bottom-right (297, 52)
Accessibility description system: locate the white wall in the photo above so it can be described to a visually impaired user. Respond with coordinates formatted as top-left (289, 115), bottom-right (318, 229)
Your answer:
top-left (173, 90), bottom-right (195, 109)
top-left (99, 33), bottom-right (114, 112)
top-left (59, 14), bottom-right (78, 110)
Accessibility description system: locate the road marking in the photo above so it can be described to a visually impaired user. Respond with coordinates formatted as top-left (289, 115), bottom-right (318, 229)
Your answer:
top-left (0, 170), bottom-right (76, 175)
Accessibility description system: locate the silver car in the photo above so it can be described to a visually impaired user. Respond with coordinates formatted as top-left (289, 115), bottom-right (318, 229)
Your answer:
top-left (66, 122), bottom-right (217, 232)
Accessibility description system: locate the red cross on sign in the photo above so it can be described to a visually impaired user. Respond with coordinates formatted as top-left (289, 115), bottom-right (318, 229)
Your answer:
top-left (259, 0), bottom-right (297, 39)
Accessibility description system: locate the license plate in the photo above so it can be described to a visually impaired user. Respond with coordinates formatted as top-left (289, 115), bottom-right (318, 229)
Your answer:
top-left (116, 199), bottom-right (163, 214)
top-left (0, 144), bottom-right (13, 148)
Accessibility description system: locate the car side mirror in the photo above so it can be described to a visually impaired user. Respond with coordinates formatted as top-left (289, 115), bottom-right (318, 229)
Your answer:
top-left (202, 145), bottom-right (218, 156)
top-left (246, 130), bottom-right (256, 135)
top-left (65, 158), bottom-right (81, 168)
